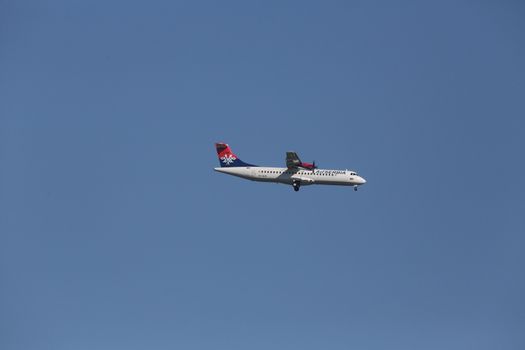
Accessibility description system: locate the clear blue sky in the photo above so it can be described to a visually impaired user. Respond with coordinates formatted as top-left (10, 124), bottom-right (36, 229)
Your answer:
top-left (2, 1), bottom-right (524, 349)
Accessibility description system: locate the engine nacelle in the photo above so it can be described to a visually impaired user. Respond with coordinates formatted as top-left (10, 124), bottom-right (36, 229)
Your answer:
top-left (299, 162), bottom-right (317, 170)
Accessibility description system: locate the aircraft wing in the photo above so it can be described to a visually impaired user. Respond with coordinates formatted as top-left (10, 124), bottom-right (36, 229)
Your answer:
top-left (286, 151), bottom-right (317, 170)
top-left (286, 151), bottom-right (302, 169)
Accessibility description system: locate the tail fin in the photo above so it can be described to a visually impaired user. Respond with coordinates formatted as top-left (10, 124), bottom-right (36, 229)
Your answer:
top-left (215, 143), bottom-right (255, 167)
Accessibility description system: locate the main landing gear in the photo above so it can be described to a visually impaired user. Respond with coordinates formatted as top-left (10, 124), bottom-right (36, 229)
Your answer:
top-left (293, 181), bottom-right (301, 192)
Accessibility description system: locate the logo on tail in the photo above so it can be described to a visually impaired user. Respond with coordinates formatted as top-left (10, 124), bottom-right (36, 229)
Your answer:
top-left (220, 154), bottom-right (237, 165)
top-left (215, 143), bottom-right (255, 167)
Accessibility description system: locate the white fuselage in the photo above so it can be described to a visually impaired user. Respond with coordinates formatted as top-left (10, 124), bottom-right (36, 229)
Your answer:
top-left (214, 166), bottom-right (367, 187)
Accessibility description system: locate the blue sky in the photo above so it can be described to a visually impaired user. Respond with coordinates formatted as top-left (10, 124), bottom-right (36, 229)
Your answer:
top-left (1, 1), bottom-right (524, 349)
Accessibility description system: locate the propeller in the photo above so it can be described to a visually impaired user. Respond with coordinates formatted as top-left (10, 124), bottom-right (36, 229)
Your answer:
top-left (311, 160), bottom-right (316, 172)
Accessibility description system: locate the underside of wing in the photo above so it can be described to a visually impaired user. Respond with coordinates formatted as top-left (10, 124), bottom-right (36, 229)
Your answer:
top-left (286, 151), bottom-right (301, 169)
top-left (286, 151), bottom-right (317, 171)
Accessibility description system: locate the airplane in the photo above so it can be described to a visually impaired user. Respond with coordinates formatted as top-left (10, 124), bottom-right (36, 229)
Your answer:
top-left (214, 143), bottom-right (367, 192)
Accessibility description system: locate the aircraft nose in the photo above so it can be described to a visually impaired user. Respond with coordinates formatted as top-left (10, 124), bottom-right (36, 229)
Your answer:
top-left (360, 177), bottom-right (367, 184)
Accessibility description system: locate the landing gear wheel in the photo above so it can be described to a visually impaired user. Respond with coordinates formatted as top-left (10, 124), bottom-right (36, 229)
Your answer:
top-left (354, 185), bottom-right (358, 191)
top-left (293, 181), bottom-right (301, 192)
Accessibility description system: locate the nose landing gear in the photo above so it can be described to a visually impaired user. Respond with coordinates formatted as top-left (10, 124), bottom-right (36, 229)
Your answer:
top-left (354, 185), bottom-right (358, 191)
